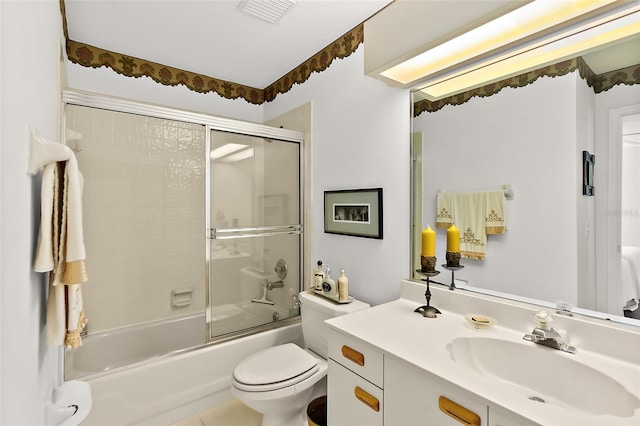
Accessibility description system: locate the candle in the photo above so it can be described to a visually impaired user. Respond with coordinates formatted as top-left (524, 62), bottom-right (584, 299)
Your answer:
top-left (421, 226), bottom-right (436, 257)
top-left (447, 224), bottom-right (460, 252)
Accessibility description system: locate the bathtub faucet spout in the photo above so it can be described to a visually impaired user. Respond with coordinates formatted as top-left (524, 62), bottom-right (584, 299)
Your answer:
top-left (266, 279), bottom-right (284, 290)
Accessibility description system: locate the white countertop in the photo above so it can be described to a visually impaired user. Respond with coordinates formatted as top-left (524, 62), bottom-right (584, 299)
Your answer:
top-left (326, 280), bottom-right (640, 426)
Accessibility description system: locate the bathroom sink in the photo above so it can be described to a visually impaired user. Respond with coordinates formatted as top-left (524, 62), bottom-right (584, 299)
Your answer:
top-left (448, 337), bottom-right (640, 417)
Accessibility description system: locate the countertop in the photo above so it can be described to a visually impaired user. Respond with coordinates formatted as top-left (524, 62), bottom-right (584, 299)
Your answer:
top-left (325, 280), bottom-right (640, 426)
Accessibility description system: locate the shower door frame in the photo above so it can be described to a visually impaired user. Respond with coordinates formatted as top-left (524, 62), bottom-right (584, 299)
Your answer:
top-left (61, 89), bottom-right (305, 350)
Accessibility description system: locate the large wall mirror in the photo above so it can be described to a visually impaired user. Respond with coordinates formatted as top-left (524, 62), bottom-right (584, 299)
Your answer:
top-left (410, 34), bottom-right (640, 326)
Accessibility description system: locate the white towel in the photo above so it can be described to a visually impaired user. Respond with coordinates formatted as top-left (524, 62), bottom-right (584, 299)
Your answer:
top-left (34, 163), bottom-right (56, 272)
top-left (621, 246), bottom-right (640, 310)
top-left (33, 135), bottom-right (88, 349)
top-left (621, 257), bottom-right (638, 311)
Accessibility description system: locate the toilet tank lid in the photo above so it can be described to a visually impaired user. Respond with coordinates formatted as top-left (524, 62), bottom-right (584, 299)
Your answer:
top-left (299, 291), bottom-right (370, 315)
top-left (233, 343), bottom-right (318, 386)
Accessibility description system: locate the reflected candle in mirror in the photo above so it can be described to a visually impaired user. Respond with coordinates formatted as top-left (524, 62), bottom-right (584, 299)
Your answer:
top-left (447, 224), bottom-right (460, 253)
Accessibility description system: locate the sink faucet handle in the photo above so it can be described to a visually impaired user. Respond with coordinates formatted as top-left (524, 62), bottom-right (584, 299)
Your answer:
top-left (534, 310), bottom-right (553, 331)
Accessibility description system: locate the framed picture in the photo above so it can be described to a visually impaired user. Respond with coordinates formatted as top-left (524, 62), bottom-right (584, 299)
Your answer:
top-left (324, 188), bottom-right (383, 239)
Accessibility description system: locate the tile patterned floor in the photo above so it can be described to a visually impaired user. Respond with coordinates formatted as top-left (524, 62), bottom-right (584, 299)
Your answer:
top-left (169, 399), bottom-right (262, 426)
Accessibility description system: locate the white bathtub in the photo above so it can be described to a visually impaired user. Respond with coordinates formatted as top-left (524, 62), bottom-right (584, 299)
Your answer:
top-left (66, 303), bottom-right (289, 380)
top-left (70, 307), bottom-right (301, 425)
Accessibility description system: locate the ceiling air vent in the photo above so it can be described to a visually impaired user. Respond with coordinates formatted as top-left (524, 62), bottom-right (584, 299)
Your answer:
top-left (239, 0), bottom-right (296, 24)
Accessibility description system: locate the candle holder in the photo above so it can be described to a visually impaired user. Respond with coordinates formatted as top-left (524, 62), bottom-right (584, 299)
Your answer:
top-left (414, 269), bottom-right (441, 318)
top-left (446, 251), bottom-right (461, 268)
top-left (441, 263), bottom-right (464, 290)
top-left (420, 255), bottom-right (437, 273)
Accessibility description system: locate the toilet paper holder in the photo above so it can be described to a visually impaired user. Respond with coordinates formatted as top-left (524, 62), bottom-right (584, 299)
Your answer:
top-left (44, 380), bottom-right (92, 426)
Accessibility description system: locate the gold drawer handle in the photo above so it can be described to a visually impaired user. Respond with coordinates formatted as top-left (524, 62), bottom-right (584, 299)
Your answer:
top-left (439, 396), bottom-right (481, 426)
top-left (354, 386), bottom-right (380, 412)
top-left (341, 345), bottom-right (365, 366)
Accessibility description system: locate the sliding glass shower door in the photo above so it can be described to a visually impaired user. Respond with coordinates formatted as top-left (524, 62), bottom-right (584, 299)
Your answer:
top-left (209, 130), bottom-right (303, 340)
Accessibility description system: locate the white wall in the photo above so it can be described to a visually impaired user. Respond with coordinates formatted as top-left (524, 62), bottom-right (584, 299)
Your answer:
top-left (576, 73), bottom-right (597, 310)
top-left (413, 73), bottom-right (581, 305)
top-left (1, 1), bottom-right (62, 423)
top-left (264, 47), bottom-right (411, 306)
top-left (66, 62), bottom-right (264, 124)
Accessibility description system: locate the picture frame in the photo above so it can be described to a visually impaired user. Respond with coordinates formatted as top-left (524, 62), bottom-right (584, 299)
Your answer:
top-left (324, 188), bottom-right (383, 239)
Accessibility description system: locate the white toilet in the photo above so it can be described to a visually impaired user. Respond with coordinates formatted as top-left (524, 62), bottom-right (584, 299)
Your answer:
top-left (231, 290), bottom-right (370, 426)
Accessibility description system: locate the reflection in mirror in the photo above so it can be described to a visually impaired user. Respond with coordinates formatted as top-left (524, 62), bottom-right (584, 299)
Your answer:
top-left (411, 39), bottom-right (640, 326)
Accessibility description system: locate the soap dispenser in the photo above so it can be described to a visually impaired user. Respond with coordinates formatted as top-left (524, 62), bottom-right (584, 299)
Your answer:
top-left (313, 260), bottom-right (324, 291)
top-left (338, 269), bottom-right (349, 302)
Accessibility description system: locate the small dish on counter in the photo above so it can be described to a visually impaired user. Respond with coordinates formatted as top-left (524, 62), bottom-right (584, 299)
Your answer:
top-left (464, 314), bottom-right (497, 330)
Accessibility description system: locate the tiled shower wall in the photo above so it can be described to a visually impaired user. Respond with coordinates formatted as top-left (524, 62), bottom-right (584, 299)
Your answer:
top-left (66, 105), bottom-right (206, 334)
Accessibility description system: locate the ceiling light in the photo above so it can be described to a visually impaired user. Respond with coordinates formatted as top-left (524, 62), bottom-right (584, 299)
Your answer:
top-left (239, 0), bottom-right (296, 24)
top-left (419, 9), bottom-right (640, 100)
top-left (381, 0), bottom-right (623, 91)
top-left (222, 148), bottom-right (254, 162)
top-left (210, 143), bottom-right (248, 160)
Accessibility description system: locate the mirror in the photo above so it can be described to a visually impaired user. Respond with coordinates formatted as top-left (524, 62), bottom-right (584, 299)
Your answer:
top-left (411, 37), bottom-right (640, 326)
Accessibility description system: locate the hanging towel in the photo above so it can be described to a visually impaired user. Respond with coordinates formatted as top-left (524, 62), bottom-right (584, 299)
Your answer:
top-left (485, 190), bottom-right (506, 234)
top-left (436, 191), bottom-right (454, 229)
top-left (33, 135), bottom-right (88, 349)
top-left (452, 192), bottom-right (487, 260)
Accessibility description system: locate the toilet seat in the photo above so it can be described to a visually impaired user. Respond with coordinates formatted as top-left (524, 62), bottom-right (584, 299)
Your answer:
top-left (233, 343), bottom-right (320, 392)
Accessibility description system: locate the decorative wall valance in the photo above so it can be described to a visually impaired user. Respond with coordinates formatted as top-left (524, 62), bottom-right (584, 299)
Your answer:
top-left (59, 0), bottom-right (363, 105)
top-left (414, 57), bottom-right (640, 117)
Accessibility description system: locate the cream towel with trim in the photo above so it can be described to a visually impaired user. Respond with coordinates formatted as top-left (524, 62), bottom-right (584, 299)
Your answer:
top-left (485, 190), bottom-right (506, 234)
top-left (452, 192), bottom-right (487, 260)
top-left (436, 191), bottom-right (454, 229)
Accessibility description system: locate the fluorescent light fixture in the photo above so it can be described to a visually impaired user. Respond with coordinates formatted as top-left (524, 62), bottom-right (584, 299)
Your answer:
top-left (381, 0), bottom-right (628, 93)
top-left (420, 9), bottom-right (640, 100)
top-left (222, 148), bottom-right (254, 162)
top-left (210, 143), bottom-right (248, 160)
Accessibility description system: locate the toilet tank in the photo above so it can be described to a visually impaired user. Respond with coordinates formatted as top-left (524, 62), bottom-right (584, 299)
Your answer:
top-left (299, 291), bottom-right (370, 359)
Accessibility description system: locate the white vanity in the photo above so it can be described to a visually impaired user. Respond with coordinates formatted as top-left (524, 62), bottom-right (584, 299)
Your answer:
top-left (326, 280), bottom-right (640, 426)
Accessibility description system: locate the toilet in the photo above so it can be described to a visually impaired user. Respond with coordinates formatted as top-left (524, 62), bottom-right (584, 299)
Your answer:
top-left (231, 290), bottom-right (370, 426)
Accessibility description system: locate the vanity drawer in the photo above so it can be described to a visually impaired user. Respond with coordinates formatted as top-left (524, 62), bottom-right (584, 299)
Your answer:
top-left (328, 359), bottom-right (383, 426)
top-left (328, 329), bottom-right (383, 387)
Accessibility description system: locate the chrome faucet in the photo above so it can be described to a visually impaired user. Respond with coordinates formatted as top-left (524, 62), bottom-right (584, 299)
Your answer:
top-left (523, 311), bottom-right (576, 354)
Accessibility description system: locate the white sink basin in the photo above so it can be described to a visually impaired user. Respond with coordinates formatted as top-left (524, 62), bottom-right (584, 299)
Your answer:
top-left (448, 337), bottom-right (640, 417)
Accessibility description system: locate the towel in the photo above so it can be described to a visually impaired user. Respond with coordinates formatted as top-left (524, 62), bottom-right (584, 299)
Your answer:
top-left (485, 190), bottom-right (506, 234)
top-left (34, 143), bottom-right (88, 349)
top-left (621, 257), bottom-right (638, 311)
top-left (435, 191), bottom-right (454, 229)
top-left (452, 192), bottom-right (487, 260)
top-left (435, 189), bottom-right (507, 260)
top-left (621, 246), bottom-right (640, 311)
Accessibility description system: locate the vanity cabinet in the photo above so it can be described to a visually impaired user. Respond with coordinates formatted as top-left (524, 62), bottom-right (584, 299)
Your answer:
top-left (385, 355), bottom-right (488, 426)
top-left (327, 331), bottom-right (535, 426)
top-left (384, 355), bottom-right (535, 426)
top-left (327, 330), bottom-right (383, 426)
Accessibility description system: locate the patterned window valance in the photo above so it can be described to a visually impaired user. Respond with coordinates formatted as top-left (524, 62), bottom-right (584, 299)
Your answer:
top-left (413, 57), bottom-right (640, 117)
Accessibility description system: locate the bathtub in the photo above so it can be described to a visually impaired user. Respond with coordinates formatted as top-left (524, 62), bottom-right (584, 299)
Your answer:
top-left (70, 305), bottom-right (301, 425)
top-left (66, 303), bottom-right (289, 380)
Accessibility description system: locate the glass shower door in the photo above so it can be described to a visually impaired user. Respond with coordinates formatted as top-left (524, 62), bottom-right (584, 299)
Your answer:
top-left (209, 130), bottom-right (302, 340)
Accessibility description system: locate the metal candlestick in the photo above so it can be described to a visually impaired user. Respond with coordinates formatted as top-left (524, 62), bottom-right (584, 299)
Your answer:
top-left (414, 269), bottom-right (441, 318)
top-left (441, 264), bottom-right (464, 290)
